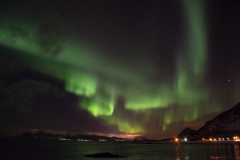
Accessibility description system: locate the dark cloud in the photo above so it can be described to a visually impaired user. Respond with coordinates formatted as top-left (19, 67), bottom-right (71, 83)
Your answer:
top-left (36, 22), bottom-right (65, 57)
top-left (0, 20), bottom-right (65, 57)
top-left (0, 79), bottom-right (53, 113)
top-left (0, 51), bottom-right (25, 77)
top-left (1, 24), bottom-right (28, 39)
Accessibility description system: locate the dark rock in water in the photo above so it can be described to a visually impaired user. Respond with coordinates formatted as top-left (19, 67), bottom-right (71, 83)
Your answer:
top-left (85, 152), bottom-right (125, 158)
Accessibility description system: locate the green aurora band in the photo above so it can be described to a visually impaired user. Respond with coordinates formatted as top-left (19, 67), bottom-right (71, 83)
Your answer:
top-left (0, 0), bottom-right (239, 135)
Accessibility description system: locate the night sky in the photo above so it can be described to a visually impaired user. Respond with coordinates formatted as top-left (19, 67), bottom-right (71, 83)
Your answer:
top-left (0, 0), bottom-right (240, 139)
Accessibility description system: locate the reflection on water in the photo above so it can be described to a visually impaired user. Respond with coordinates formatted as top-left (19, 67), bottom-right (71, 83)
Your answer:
top-left (235, 144), bottom-right (240, 159)
top-left (0, 139), bottom-right (240, 160)
top-left (175, 143), bottom-right (240, 160)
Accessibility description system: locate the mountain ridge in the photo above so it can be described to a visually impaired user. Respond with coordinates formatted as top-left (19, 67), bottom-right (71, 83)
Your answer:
top-left (177, 127), bottom-right (196, 138)
top-left (191, 102), bottom-right (240, 139)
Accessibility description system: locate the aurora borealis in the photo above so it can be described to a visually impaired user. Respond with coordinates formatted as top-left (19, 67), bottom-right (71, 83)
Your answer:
top-left (0, 0), bottom-right (240, 139)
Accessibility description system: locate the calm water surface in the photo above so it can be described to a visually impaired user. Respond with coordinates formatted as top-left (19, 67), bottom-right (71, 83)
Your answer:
top-left (1, 139), bottom-right (240, 160)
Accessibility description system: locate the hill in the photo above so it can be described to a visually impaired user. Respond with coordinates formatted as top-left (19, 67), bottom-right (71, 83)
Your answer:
top-left (191, 102), bottom-right (240, 139)
top-left (177, 127), bottom-right (196, 138)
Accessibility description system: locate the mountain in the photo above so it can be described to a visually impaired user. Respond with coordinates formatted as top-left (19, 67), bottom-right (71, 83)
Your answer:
top-left (20, 131), bottom-right (64, 139)
top-left (191, 102), bottom-right (240, 139)
top-left (177, 127), bottom-right (196, 138)
top-left (17, 131), bottom-right (125, 141)
top-left (132, 136), bottom-right (149, 141)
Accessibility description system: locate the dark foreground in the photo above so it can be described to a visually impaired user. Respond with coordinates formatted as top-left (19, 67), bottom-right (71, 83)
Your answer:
top-left (1, 138), bottom-right (240, 160)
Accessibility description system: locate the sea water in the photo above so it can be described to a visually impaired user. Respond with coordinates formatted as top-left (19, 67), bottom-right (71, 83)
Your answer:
top-left (1, 139), bottom-right (240, 160)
